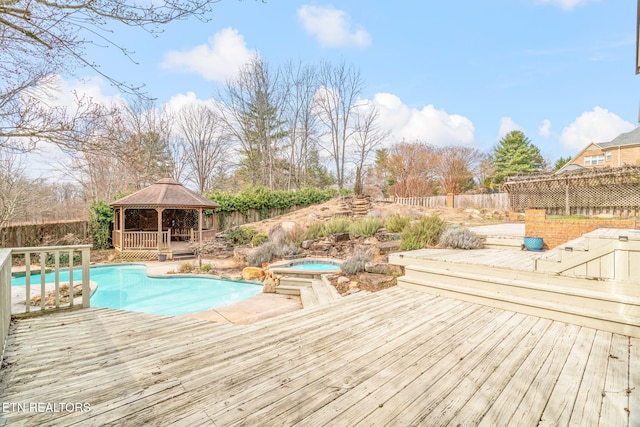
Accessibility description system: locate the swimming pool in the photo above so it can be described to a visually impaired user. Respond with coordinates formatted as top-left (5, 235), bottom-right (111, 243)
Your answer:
top-left (11, 264), bottom-right (262, 316)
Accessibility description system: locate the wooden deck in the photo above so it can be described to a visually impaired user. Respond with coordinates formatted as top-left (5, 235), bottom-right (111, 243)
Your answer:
top-left (1, 287), bottom-right (638, 426)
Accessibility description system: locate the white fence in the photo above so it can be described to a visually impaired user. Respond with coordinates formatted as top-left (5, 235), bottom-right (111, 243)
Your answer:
top-left (2, 245), bottom-right (92, 361)
top-left (395, 193), bottom-right (510, 209)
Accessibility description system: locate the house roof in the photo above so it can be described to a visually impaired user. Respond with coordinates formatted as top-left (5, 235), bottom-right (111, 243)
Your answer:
top-left (109, 178), bottom-right (220, 209)
top-left (599, 126), bottom-right (640, 148)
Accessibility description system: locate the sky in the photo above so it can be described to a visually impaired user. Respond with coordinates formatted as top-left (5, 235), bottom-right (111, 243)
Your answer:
top-left (29, 0), bottom-right (640, 177)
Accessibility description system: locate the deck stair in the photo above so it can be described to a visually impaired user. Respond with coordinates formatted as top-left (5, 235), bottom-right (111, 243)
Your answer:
top-left (480, 235), bottom-right (523, 250)
top-left (397, 261), bottom-right (640, 338)
top-left (534, 228), bottom-right (640, 281)
top-left (275, 276), bottom-right (341, 309)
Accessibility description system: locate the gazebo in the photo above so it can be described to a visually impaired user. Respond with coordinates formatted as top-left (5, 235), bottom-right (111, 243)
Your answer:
top-left (110, 178), bottom-right (220, 259)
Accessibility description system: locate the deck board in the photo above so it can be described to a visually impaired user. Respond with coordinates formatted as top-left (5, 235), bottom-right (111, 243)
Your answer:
top-left (1, 287), bottom-right (638, 426)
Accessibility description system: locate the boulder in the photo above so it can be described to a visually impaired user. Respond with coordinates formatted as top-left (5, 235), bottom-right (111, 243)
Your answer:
top-left (309, 242), bottom-right (332, 253)
top-left (263, 276), bottom-right (277, 293)
top-left (242, 267), bottom-right (265, 281)
top-left (356, 272), bottom-right (397, 291)
top-left (337, 276), bottom-right (350, 286)
top-left (365, 262), bottom-right (404, 276)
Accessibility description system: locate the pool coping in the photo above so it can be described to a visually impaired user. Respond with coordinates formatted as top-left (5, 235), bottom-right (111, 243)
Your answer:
top-left (268, 257), bottom-right (343, 276)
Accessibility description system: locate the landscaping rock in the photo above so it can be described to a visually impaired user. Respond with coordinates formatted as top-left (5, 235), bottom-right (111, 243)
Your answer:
top-left (365, 262), bottom-right (404, 276)
top-left (356, 272), bottom-right (397, 291)
top-left (242, 267), bottom-right (265, 281)
top-left (329, 232), bottom-right (351, 243)
top-left (301, 239), bottom-right (315, 250)
top-left (263, 276), bottom-right (277, 293)
top-left (377, 241), bottom-right (401, 254)
top-left (337, 276), bottom-right (350, 286)
top-left (309, 242), bottom-right (332, 253)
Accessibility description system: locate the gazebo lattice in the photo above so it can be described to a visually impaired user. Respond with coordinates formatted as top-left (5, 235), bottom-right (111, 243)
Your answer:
top-left (503, 166), bottom-right (640, 217)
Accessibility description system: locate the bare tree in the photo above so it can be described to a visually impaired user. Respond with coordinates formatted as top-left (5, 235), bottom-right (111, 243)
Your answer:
top-left (351, 104), bottom-right (390, 194)
top-left (0, 149), bottom-right (28, 231)
top-left (0, 0), bottom-right (234, 154)
top-left (433, 146), bottom-right (481, 195)
top-left (112, 99), bottom-right (174, 189)
top-left (282, 60), bottom-right (320, 189)
top-left (314, 61), bottom-right (364, 189)
top-left (218, 55), bottom-right (288, 189)
top-left (176, 103), bottom-right (230, 193)
top-left (382, 141), bottom-right (438, 197)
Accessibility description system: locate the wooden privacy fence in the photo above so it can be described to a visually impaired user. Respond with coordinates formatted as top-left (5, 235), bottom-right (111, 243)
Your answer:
top-left (504, 166), bottom-right (640, 216)
top-left (395, 193), bottom-right (510, 209)
top-left (0, 220), bottom-right (88, 248)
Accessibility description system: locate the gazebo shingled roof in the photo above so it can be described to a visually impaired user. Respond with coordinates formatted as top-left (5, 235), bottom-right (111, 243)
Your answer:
top-left (109, 178), bottom-right (220, 209)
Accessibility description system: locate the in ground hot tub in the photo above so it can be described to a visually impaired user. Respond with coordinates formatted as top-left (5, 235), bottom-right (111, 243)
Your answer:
top-left (268, 258), bottom-right (342, 278)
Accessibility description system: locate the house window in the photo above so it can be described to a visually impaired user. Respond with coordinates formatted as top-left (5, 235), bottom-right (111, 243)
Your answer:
top-left (606, 151), bottom-right (612, 161)
top-left (584, 155), bottom-right (604, 166)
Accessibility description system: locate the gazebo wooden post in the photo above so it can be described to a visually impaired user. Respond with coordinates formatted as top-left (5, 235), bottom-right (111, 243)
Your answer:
top-left (156, 208), bottom-right (164, 251)
top-left (117, 208), bottom-right (125, 250)
top-left (198, 208), bottom-right (203, 243)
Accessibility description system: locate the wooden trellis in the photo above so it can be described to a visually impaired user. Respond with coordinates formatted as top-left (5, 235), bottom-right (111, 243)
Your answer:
top-left (503, 166), bottom-right (640, 216)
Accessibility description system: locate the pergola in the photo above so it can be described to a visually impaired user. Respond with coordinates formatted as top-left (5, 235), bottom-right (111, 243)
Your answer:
top-left (110, 178), bottom-right (220, 259)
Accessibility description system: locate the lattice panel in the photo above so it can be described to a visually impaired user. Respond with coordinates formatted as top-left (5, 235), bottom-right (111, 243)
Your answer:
top-left (116, 251), bottom-right (159, 261)
top-left (504, 166), bottom-right (640, 215)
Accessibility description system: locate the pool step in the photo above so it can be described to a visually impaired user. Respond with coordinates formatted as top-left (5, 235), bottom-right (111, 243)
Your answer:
top-left (276, 276), bottom-right (341, 309)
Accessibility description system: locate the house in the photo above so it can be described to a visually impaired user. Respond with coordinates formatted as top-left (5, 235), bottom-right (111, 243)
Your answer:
top-left (558, 126), bottom-right (640, 173)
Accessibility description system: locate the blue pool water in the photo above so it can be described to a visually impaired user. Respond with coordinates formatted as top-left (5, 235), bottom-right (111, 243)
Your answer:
top-left (290, 263), bottom-right (340, 271)
top-left (11, 264), bottom-right (262, 316)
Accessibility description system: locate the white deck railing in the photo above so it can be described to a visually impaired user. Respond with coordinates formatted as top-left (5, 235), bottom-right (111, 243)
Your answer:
top-left (1, 245), bottom-right (91, 361)
top-left (1, 248), bottom-right (11, 362)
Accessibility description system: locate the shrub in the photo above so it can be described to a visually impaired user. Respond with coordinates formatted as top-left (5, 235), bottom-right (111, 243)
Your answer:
top-left (341, 254), bottom-right (370, 275)
top-left (178, 262), bottom-right (195, 273)
top-left (278, 243), bottom-right (301, 257)
top-left (302, 222), bottom-right (326, 240)
top-left (199, 263), bottom-right (213, 273)
top-left (384, 214), bottom-right (411, 233)
top-left (399, 215), bottom-right (447, 251)
top-left (89, 200), bottom-right (113, 250)
top-left (285, 223), bottom-right (307, 246)
top-left (251, 233), bottom-right (269, 247)
top-left (247, 242), bottom-right (279, 267)
top-left (349, 217), bottom-right (382, 238)
top-left (226, 226), bottom-right (258, 245)
top-left (439, 228), bottom-right (483, 249)
top-left (323, 216), bottom-right (351, 235)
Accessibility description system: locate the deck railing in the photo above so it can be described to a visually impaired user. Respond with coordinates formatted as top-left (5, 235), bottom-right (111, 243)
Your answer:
top-left (1, 245), bottom-right (91, 361)
top-left (1, 248), bottom-right (11, 362)
top-left (191, 229), bottom-right (218, 243)
top-left (9, 245), bottom-right (92, 315)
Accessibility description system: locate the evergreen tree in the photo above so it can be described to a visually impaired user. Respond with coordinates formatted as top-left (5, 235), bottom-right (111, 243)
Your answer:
top-left (553, 156), bottom-right (572, 171)
top-left (491, 130), bottom-right (546, 184)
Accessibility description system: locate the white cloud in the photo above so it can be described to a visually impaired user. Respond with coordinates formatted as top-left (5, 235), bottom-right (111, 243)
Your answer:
top-left (161, 27), bottom-right (255, 81)
top-left (297, 5), bottom-right (371, 48)
top-left (560, 107), bottom-right (635, 151)
top-left (498, 117), bottom-right (524, 140)
top-left (33, 75), bottom-right (125, 109)
top-left (538, 119), bottom-right (552, 138)
top-left (535, 0), bottom-right (597, 11)
top-left (371, 93), bottom-right (475, 146)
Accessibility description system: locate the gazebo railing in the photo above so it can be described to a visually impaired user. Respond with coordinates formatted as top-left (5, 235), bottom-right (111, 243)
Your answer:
top-left (190, 229), bottom-right (217, 243)
top-left (115, 230), bottom-right (171, 250)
